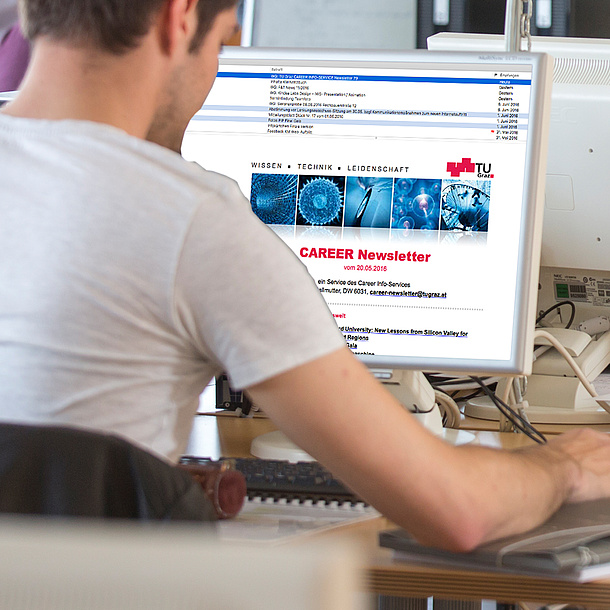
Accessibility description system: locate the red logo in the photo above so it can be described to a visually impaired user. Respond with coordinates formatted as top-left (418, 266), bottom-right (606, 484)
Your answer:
top-left (446, 158), bottom-right (493, 178)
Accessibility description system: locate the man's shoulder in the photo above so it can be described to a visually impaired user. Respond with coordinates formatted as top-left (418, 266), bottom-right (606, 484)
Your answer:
top-left (0, 114), bottom-right (247, 213)
top-left (110, 131), bottom-right (247, 212)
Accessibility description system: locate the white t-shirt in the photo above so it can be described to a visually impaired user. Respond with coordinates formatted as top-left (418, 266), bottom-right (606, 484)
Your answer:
top-left (0, 115), bottom-right (345, 460)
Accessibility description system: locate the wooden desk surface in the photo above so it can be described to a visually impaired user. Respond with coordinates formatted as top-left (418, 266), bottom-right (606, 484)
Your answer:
top-left (185, 411), bottom-right (535, 458)
top-left (461, 414), bottom-right (610, 435)
top-left (186, 414), bottom-right (610, 608)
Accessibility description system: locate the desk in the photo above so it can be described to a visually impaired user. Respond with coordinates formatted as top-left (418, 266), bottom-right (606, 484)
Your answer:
top-left (186, 414), bottom-right (610, 609)
top-left (461, 414), bottom-right (610, 435)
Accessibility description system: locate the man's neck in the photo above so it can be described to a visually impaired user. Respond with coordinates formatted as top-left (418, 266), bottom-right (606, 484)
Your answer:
top-left (1, 37), bottom-right (168, 139)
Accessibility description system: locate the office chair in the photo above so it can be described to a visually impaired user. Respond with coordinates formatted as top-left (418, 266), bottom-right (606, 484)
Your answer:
top-left (0, 422), bottom-right (217, 522)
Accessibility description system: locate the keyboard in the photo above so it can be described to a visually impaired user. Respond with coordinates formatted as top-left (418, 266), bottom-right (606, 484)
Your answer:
top-left (180, 456), bottom-right (364, 505)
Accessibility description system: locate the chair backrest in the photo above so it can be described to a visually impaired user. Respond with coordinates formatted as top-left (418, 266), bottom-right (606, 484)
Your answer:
top-left (0, 422), bottom-right (217, 522)
top-left (0, 517), bottom-right (366, 609)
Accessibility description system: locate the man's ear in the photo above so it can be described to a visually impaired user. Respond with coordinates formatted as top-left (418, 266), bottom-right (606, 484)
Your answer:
top-left (157, 0), bottom-right (199, 56)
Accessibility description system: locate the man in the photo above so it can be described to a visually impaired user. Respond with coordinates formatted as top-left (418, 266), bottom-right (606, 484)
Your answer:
top-left (2, 0), bottom-right (610, 552)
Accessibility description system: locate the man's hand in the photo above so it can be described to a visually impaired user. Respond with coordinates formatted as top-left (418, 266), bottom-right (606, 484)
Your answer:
top-left (544, 428), bottom-right (610, 503)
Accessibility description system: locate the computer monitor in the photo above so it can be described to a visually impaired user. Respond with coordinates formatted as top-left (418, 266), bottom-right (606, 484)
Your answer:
top-left (239, 0), bottom-right (417, 50)
top-left (181, 47), bottom-right (552, 451)
top-left (428, 33), bottom-right (610, 424)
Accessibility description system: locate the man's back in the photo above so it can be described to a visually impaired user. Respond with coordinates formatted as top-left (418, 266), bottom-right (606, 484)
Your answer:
top-left (0, 116), bottom-right (220, 459)
top-left (0, 115), bottom-right (344, 459)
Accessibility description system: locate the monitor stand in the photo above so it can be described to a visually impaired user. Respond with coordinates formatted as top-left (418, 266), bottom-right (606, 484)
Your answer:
top-left (464, 397), bottom-right (610, 425)
top-left (465, 328), bottom-right (610, 425)
top-left (250, 369), bottom-right (475, 461)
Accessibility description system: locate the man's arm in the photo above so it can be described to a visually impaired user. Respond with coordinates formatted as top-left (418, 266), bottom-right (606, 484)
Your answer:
top-left (245, 346), bottom-right (610, 552)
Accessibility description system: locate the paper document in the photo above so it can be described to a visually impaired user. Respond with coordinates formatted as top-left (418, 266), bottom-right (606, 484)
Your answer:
top-left (220, 497), bottom-right (379, 545)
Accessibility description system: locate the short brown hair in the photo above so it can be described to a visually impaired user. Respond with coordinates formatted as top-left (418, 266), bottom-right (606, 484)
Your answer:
top-left (19, 0), bottom-right (239, 55)
top-left (190, 0), bottom-right (239, 52)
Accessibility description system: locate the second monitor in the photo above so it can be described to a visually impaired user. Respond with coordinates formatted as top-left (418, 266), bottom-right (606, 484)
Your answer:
top-left (429, 33), bottom-right (610, 424)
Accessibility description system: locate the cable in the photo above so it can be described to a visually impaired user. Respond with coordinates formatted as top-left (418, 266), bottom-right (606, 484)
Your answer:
top-left (455, 388), bottom-right (489, 402)
top-left (533, 329), bottom-right (599, 399)
top-left (536, 300), bottom-right (576, 329)
top-left (532, 344), bottom-right (552, 361)
top-left (470, 376), bottom-right (547, 444)
top-left (433, 390), bottom-right (462, 429)
top-left (498, 377), bottom-right (515, 433)
top-left (426, 373), bottom-right (501, 393)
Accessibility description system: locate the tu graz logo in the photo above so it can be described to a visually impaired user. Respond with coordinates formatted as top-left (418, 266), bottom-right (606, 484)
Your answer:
top-left (446, 157), bottom-right (493, 179)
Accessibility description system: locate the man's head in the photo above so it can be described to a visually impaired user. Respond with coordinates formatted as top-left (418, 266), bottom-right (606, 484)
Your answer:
top-left (145, 0), bottom-right (240, 152)
top-left (19, 0), bottom-right (239, 55)
top-left (11, 0), bottom-right (239, 150)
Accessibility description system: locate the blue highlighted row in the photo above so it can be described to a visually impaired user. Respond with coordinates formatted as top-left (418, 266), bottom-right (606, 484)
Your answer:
top-left (217, 71), bottom-right (532, 86)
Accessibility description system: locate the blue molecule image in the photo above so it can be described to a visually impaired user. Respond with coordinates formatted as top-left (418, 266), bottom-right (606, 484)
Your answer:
top-left (344, 176), bottom-right (393, 228)
top-left (250, 173), bottom-right (298, 225)
top-left (395, 178), bottom-right (417, 195)
top-left (297, 176), bottom-right (344, 226)
top-left (440, 180), bottom-right (491, 232)
top-left (391, 178), bottom-right (441, 231)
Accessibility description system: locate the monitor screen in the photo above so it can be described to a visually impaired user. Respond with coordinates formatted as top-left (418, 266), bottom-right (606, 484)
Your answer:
top-left (182, 47), bottom-right (552, 376)
top-left (428, 34), bottom-right (610, 323)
